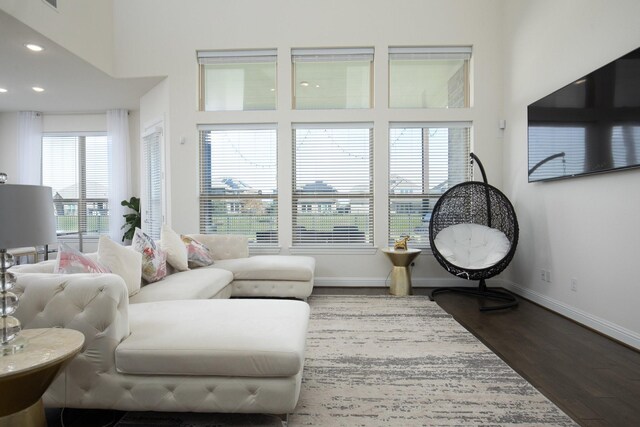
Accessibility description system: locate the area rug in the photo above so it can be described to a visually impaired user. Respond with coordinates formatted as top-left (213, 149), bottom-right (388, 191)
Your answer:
top-left (117, 295), bottom-right (576, 426)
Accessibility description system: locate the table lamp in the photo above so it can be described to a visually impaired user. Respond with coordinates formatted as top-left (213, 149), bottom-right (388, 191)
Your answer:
top-left (0, 181), bottom-right (57, 355)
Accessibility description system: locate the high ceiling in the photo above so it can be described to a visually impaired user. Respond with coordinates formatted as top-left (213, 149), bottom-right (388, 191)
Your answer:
top-left (0, 10), bottom-right (163, 113)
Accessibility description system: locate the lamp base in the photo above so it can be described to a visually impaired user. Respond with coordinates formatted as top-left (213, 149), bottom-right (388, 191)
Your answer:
top-left (0, 336), bottom-right (26, 356)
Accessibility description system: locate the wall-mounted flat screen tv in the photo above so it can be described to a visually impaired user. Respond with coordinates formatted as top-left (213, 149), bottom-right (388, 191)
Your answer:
top-left (528, 47), bottom-right (640, 182)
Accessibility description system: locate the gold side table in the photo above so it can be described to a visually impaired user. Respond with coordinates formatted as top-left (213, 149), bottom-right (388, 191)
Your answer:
top-left (0, 328), bottom-right (84, 427)
top-left (382, 248), bottom-right (421, 296)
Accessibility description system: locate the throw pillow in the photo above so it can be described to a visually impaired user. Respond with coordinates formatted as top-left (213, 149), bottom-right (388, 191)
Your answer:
top-left (55, 242), bottom-right (110, 274)
top-left (131, 228), bottom-right (167, 283)
top-left (181, 235), bottom-right (214, 268)
top-left (160, 224), bottom-right (189, 271)
top-left (98, 235), bottom-right (143, 297)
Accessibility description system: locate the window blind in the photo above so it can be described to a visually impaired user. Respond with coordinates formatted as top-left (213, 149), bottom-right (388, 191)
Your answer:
top-left (198, 125), bottom-right (278, 245)
top-left (42, 133), bottom-right (109, 250)
top-left (292, 124), bottom-right (373, 246)
top-left (388, 123), bottom-right (471, 248)
top-left (142, 129), bottom-right (163, 240)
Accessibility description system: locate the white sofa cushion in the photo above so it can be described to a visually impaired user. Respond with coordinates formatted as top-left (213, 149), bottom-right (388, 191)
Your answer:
top-left (434, 223), bottom-right (510, 270)
top-left (213, 255), bottom-right (315, 282)
top-left (129, 267), bottom-right (233, 304)
top-left (117, 299), bottom-right (310, 377)
top-left (160, 224), bottom-right (189, 271)
top-left (98, 236), bottom-right (143, 297)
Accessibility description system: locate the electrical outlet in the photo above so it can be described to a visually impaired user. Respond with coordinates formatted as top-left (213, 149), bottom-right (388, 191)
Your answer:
top-left (540, 269), bottom-right (546, 281)
top-left (545, 270), bottom-right (551, 283)
top-left (571, 278), bottom-right (578, 292)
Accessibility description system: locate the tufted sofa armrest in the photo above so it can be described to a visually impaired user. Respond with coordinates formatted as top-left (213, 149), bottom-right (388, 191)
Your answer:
top-left (13, 272), bottom-right (130, 405)
top-left (187, 234), bottom-right (249, 260)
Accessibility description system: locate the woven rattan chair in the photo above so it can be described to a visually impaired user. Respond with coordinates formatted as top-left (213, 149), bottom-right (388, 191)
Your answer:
top-left (429, 153), bottom-right (519, 311)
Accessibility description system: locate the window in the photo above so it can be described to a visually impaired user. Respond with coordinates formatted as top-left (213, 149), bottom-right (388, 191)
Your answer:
top-left (292, 124), bottom-right (373, 246)
top-left (42, 133), bottom-right (110, 250)
top-left (389, 123), bottom-right (471, 248)
top-left (292, 48), bottom-right (374, 109)
top-left (389, 46), bottom-right (471, 109)
top-left (199, 125), bottom-right (278, 245)
top-left (198, 49), bottom-right (277, 111)
top-left (142, 126), bottom-right (164, 240)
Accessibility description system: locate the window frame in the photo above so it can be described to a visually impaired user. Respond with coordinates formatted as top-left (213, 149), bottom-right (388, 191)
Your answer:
top-left (388, 122), bottom-right (472, 249)
top-left (198, 124), bottom-right (279, 246)
top-left (42, 132), bottom-right (110, 251)
top-left (292, 123), bottom-right (374, 248)
top-left (197, 49), bottom-right (278, 112)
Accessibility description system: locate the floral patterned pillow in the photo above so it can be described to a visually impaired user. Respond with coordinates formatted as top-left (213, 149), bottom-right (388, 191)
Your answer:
top-left (55, 242), bottom-right (110, 274)
top-left (132, 228), bottom-right (167, 283)
top-left (181, 235), bottom-right (214, 268)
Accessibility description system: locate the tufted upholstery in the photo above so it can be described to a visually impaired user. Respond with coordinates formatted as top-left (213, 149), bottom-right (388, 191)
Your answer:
top-left (434, 223), bottom-right (511, 270)
top-left (13, 272), bottom-right (310, 414)
top-left (187, 234), bottom-right (249, 260)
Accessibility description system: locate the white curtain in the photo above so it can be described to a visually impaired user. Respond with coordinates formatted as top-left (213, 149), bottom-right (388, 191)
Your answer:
top-left (107, 109), bottom-right (132, 242)
top-left (17, 111), bottom-right (43, 185)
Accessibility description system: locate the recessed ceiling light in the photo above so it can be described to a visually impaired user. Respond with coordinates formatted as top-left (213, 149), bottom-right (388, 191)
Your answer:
top-left (574, 78), bottom-right (587, 85)
top-left (300, 81), bottom-right (310, 87)
top-left (315, 84), bottom-right (320, 88)
top-left (0, 88), bottom-right (7, 93)
top-left (270, 88), bottom-right (276, 92)
top-left (32, 86), bottom-right (45, 92)
top-left (25, 43), bottom-right (44, 52)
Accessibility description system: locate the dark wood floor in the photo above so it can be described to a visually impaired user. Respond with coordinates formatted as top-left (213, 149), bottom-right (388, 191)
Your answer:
top-left (314, 287), bottom-right (640, 427)
top-left (46, 287), bottom-right (640, 426)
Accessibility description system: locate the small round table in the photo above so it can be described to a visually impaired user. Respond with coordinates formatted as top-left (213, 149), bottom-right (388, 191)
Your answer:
top-left (0, 328), bottom-right (84, 427)
top-left (382, 248), bottom-right (422, 296)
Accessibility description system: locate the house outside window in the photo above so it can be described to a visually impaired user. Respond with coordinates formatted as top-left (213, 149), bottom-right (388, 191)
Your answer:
top-left (389, 123), bottom-right (472, 248)
top-left (199, 125), bottom-right (278, 245)
top-left (42, 133), bottom-right (110, 251)
top-left (292, 124), bottom-right (373, 246)
top-left (198, 49), bottom-right (277, 111)
top-left (389, 46), bottom-right (471, 109)
top-left (292, 48), bottom-right (374, 109)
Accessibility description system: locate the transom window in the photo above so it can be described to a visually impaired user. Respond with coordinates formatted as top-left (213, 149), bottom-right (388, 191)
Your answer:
top-left (292, 48), bottom-right (374, 109)
top-left (42, 133), bottom-right (110, 251)
top-left (292, 124), bottom-right (373, 246)
top-left (389, 122), bottom-right (472, 248)
top-left (389, 46), bottom-right (471, 109)
top-left (198, 49), bottom-right (277, 111)
top-left (198, 125), bottom-right (278, 245)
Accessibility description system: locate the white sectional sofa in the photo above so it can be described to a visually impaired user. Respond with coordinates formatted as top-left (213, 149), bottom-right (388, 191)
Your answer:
top-left (11, 234), bottom-right (316, 421)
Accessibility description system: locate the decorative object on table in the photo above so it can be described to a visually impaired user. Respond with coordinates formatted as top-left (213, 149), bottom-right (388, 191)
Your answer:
top-left (429, 153), bottom-right (519, 311)
top-left (120, 196), bottom-right (141, 242)
top-left (393, 235), bottom-right (410, 250)
top-left (0, 182), bottom-right (57, 355)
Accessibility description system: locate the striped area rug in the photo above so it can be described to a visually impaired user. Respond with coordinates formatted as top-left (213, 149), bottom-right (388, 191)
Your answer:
top-left (117, 295), bottom-right (576, 426)
top-left (290, 295), bottom-right (576, 426)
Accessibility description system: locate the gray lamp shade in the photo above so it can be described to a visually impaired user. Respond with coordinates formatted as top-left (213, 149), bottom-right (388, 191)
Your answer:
top-left (0, 184), bottom-right (58, 249)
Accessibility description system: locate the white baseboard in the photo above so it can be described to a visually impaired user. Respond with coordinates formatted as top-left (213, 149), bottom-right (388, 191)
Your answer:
top-left (504, 281), bottom-right (640, 350)
top-left (314, 276), bottom-right (493, 288)
top-left (314, 276), bottom-right (640, 350)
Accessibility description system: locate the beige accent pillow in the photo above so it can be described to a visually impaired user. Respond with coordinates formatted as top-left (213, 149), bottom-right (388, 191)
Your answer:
top-left (98, 236), bottom-right (143, 297)
top-left (160, 224), bottom-right (189, 271)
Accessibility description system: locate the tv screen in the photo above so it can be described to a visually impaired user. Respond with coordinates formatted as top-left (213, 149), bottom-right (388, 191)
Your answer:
top-left (527, 47), bottom-right (640, 182)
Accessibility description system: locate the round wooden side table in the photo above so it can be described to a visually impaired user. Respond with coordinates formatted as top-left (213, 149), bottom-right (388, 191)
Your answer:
top-left (382, 248), bottom-right (421, 296)
top-left (0, 328), bottom-right (84, 427)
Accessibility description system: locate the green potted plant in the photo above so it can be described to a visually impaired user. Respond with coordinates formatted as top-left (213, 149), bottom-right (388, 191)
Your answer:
top-left (121, 196), bottom-right (141, 243)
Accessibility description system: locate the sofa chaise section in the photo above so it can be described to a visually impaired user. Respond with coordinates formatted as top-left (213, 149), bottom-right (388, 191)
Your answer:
top-left (14, 273), bottom-right (310, 415)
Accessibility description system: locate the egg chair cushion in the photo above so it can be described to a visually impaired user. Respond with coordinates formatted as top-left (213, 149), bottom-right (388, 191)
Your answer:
top-left (434, 223), bottom-right (511, 270)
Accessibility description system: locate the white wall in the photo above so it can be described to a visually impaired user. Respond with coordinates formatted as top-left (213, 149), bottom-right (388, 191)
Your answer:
top-left (502, 0), bottom-right (640, 348)
top-left (0, 0), bottom-right (114, 75)
top-left (112, 0), bottom-right (506, 283)
top-left (0, 112), bottom-right (19, 180)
